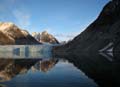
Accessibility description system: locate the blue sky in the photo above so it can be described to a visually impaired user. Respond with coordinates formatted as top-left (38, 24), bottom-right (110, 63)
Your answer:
top-left (0, 0), bottom-right (110, 41)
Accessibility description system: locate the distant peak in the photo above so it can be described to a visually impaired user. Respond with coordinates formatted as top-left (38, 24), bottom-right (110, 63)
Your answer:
top-left (0, 22), bottom-right (18, 30)
top-left (42, 31), bottom-right (49, 35)
top-left (0, 22), bottom-right (15, 26)
top-left (43, 31), bottom-right (48, 33)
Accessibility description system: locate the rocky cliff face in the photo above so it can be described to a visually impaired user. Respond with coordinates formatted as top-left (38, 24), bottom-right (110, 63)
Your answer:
top-left (32, 31), bottom-right (59, 44)
top-left (53, 0), bottom-right (120, 56)
top-left (0, 22), bottom-right (40, 45)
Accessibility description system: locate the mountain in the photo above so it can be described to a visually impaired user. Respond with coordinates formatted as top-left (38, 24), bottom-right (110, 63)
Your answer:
top-left (0, 22), bottom-right (40, 45)
top-left (32, 31), bottom-right (59, 44)
top-left (53, 0), bottom-right (120, 56)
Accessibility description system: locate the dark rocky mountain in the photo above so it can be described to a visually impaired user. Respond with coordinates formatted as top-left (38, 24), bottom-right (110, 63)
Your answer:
top-left (0, 22), bottom-right (40, 45)
top-left (52, 1), bottom-right (120, 87)
top-left (32, 31), bottom-right (59, 44)
top-left (53, 0), bottom-right (120, 56)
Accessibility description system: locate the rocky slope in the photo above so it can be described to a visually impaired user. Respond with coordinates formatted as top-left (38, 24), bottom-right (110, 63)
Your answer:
top-left (32, 31), bottom-right (59, 44)
top-left (53, 0), bottom-right (120, 56)
top-left (0, 22), bottom-right (40, 45)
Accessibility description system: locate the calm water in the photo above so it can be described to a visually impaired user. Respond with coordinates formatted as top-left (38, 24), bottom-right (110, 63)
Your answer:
top-left (0, 45), bottom-right (119, 87)
top-left (0, 58), bottom-right (98, 87)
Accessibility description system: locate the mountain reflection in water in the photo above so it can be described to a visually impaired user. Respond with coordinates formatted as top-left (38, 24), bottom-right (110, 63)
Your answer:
top-left (0, 59), bottom-right (58, 82)
top-left (0, 58), bottom-right (98, 87)
top-left (0, 52), bottom-right (119, 87)
top-left (61, 52), bottom-right (120, 87)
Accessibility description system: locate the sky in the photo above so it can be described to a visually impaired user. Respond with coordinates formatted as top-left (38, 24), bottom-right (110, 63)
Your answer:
top-left (0, 0), bottom-right (110, 41)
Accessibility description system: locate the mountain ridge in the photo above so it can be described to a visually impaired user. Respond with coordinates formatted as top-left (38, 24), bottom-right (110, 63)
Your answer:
top-left (0, 22), bottom-right (40, 45)
top-left (53, 0), bottom-right (120, 57)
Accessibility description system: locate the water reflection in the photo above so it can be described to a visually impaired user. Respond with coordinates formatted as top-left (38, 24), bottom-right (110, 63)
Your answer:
top-left (33, 59), bottom-right (58, 73)
top-left (0, 58), bottom-right (60, 82)
top-left (0, 58), bottom-right (98, 87)
top-left (63, 53), bottom-right (120, 87)
top-left (0, 59), bottom-right (41, 82)
top-left (0, 45), bottom-right (119, 87)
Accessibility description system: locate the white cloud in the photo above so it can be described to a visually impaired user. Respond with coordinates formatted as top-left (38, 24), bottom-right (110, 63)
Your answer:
top-left (13, 9), bottom-right (31, 28)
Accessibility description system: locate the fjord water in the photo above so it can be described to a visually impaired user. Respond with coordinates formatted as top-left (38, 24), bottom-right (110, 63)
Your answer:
top-left (0, 59), bottom-right (98, 87)
top-left (0, 45), bottom-right (98, 87)
top-left (0, 45), bottom-right (119, 87)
